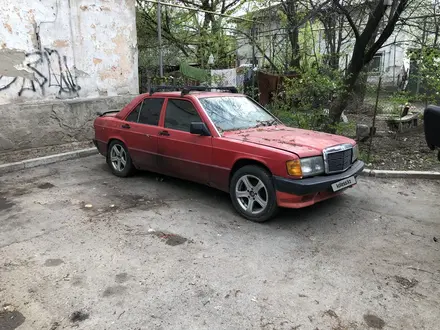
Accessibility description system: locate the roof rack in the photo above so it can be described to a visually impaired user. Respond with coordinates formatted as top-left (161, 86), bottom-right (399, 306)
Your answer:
top-left (181, 86), bottom-right (238, 95)
top-left (148, 85), bottom-right (183, 96)
top-left (148, 85), bottom-right (238, 96)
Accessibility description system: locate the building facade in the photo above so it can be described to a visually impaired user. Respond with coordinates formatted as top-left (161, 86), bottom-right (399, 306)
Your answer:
top-left (0, 0), bottom-right (138, 151)
top-left (0, 0), bottom-right (138, 104)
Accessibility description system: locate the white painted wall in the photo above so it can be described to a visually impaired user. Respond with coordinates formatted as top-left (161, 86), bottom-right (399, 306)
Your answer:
top-left (0, 0), bottom-right (138, 105)
top-left (336, 30), bottom-right (412, 87)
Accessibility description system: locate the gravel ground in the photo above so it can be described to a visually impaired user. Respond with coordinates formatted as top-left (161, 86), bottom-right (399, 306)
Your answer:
top-left (1, 155), bottom-right (439, 330)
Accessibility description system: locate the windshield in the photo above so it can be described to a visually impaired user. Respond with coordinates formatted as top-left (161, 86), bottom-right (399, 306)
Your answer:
top-left (199, 96), bottom-right (277, 132)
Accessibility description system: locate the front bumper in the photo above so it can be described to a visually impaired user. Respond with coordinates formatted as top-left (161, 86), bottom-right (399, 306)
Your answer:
top-left (274, 160), bottom-right (365, 196)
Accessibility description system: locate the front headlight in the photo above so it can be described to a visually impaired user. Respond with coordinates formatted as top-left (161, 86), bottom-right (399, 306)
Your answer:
top-left (286, 156), bottom-right (325, 178)
top-left (352, 144), bottom-right (359, 163)
top-left (300, 156), bottom-right (325, 177)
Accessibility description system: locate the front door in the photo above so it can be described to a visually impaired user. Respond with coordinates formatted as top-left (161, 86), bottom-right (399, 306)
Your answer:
top-left (122, 97), bottom-right (164, 170)
top-left (157, 98), bottom-right (212, 184)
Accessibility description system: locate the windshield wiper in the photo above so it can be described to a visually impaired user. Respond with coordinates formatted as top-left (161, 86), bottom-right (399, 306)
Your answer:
top-left (256, 119), bottom-right (278, 127)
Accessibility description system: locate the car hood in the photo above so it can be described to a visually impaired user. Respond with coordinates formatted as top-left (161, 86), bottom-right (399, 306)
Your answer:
top-left (222, 125), bottom-right (355, 158)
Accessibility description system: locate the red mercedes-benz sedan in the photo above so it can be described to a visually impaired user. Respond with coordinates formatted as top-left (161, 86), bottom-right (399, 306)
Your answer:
top-left (93, 87), bottom-right (364, 222)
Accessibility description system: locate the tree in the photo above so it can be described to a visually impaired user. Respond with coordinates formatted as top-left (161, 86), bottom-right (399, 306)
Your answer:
top-left (136, 8), bottom-right (190, 70)
top-left (327, 0), bottom-right (412, 126)
top-left (278, 0), bottom-right (337, 69)
top-left (238, 0), bottom-right (335, 71)
top-left (281, 0), bottom-right (302, 68)
top-left (310, 0), bottom-right (363, 70)
top-left (136, 0), bottom-right (246, 69)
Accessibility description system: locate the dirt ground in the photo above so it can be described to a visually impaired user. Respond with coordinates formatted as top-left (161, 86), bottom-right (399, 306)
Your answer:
top-left (1, 155), bottom-right (439, 330)
top-left (357, 124), bottom-right (440, 171)
top-left (346, 105), bottom-right (440, 171)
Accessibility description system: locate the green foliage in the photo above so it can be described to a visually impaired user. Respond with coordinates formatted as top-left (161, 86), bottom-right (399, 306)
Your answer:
top-left (417, 48), bottom-right (440, 103)
top-left (136, 7), bottom-right (191, 69)
top-left (267, 66), bottom-right (343, 130)
top-left (149, 76), bottom-right (189, 86)
top-left (389, 91), bottom-right (411, 105)
top-left (387, 91), bottom-right (411, 116)
top-left (136, 0), bottom-right (243, 71)
top-left (298, 21), bottom-right (322, 68)
top-left (272, 109), bottom-right (327, 130)
top-left (334, 121), bottom-right (356, 137)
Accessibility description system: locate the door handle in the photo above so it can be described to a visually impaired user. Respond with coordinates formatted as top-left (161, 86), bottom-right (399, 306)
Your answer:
top-left (121, 124), bottom-right (130, 129)
top-left (159, 130), bottom-right (170, 136)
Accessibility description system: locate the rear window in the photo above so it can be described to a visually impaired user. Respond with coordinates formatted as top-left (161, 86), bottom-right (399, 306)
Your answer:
top-left (125, 98), bottom-right (164, 125)
top-left (126, 103), bottom-right (141, 122)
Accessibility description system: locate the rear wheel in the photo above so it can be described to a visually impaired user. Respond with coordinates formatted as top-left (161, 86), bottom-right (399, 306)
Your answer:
top-left (230, 165), bottom-right (278, 222)
top-left (107, 140), bottom-right (134, 177)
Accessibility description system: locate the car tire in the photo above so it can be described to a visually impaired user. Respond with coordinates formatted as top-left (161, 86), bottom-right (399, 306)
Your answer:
top-left (230, 165), bottom-right (279, 222)
top-left (106, 140), bottom-right (134, 177)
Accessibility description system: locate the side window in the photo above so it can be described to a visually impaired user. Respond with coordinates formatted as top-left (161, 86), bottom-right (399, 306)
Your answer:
top-left (138, 98), bottom-right (164, 126)
top-left (164, 99), bottom-right (202, 132)
top-left (126, 102), bottom-right (142, 122)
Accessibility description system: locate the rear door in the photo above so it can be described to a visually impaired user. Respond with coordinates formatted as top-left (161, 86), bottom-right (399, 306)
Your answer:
top-left (122, 97), bottom-right (164, 170)
top-left (156, 98), bottom-right (212, 184)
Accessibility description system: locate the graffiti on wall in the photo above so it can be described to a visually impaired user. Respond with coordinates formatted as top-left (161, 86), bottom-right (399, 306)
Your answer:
top-left (0, 48), bottom-right (81, 98)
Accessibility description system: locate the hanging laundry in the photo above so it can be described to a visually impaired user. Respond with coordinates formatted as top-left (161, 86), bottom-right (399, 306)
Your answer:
top-left (211, 68), bottom-right (237, 87)
top-left (236, 73), bottom-right (244, 89)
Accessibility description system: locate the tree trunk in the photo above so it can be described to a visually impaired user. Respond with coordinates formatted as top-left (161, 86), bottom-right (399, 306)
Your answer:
top-left (283, 0), bottom-right (301, 68)
top-left (350, 69), bottom-right (369, 110)
top-left (288, 29), bottom-right (301, 68)
top-left (322, 14), bottom-right (338, 70)
top-left (328, 54), bottom-right (364, 128)
top-left (350, 18), bottom-right (379, 110)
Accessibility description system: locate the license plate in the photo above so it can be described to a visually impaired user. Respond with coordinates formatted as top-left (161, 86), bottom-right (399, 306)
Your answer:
top-left (331, 176), bottom-right (356, 192)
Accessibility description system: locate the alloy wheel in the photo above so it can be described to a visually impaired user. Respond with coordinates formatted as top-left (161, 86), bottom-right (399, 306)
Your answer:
top-left (235, 174), bottom-right (268, 215)
top-left (110, 144), bottom-right (127, 172)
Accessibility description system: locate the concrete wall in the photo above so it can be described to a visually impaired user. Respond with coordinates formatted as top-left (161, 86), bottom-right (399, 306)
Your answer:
top-left (0, 95), bottom-right (134, 151)
top-left (0, 0), bottom-right (138, 105)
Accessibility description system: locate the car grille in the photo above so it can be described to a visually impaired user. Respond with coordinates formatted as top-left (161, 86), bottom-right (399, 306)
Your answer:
top-left (324, 144), bottom-right (353, 174)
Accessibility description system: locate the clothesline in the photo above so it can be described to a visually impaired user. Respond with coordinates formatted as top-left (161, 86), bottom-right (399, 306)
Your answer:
top-left (178, 63), bottom-right (298, 106)
top-left (179, 63), bottom-right (256, 87)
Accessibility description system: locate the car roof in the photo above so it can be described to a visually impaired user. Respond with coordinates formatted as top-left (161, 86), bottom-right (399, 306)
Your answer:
top-left (115, 91), bottom-right (245, 119)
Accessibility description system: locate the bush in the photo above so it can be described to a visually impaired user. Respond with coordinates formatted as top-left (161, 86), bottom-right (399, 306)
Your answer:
top-left (267, 66), bottom-right (343, 131)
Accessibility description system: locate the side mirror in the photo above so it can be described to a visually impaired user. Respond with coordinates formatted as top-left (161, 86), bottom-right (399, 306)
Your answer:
top-left (190, 122), bottom-right (211, 136)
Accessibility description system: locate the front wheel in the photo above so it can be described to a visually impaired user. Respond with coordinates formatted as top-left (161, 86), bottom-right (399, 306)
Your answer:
top-left (230, 165), bottom-right (279, 222)
top-left (106, 140), bottom-right (134, 177)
